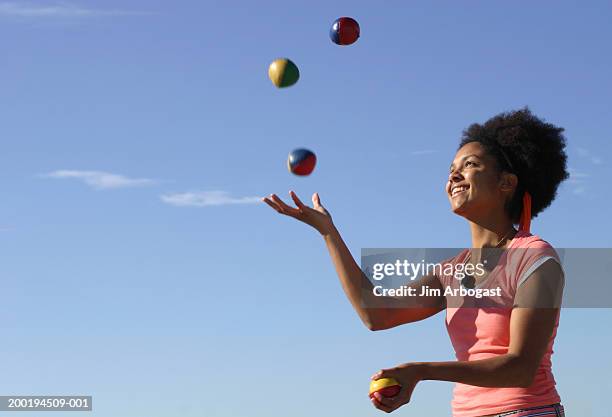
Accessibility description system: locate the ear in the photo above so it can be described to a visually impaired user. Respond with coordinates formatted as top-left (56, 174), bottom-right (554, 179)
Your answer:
top-left (499, 172), bottom-right (518, 192)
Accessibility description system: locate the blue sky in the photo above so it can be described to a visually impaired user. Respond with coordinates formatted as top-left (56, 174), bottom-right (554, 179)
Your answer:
top-left (1, 1), bottom-right (611, 416)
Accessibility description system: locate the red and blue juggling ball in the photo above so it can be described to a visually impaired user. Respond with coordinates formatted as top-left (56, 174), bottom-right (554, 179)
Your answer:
top-left (330, 17), bottom-right (360, 45)
top-left (287, 148), bottom-right (317, 176)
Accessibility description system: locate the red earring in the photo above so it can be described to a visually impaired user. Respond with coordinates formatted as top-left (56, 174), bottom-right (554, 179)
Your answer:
top-left (519, 192), bottom-right (532, 232)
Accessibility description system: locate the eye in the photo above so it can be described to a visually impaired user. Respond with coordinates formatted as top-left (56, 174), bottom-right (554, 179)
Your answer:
top-left (465, 160), bottom-right (476, 167)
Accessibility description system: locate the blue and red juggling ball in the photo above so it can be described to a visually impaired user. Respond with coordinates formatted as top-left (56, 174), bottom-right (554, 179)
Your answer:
top-left (287, 148), bottom-right (317, 176)
top-left (330, 17), bottom-right (360, 45)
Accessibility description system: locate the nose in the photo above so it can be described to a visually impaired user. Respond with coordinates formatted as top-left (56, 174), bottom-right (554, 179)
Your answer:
top-left (447, 168), bottom-right (463, 194)
top-left (448, 167), bottom-right (463, 183)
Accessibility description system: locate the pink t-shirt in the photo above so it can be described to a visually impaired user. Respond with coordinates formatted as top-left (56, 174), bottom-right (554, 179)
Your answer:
top-left (437, 230), bottom-right (563, 417)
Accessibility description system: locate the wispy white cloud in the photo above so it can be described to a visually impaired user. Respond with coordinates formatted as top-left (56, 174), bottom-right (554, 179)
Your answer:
top-left (43, 170), bottom-right (157, 190)
top-left (567, 167), bottom-right (590, 195)
top-left (567, 170), bottom-right (589, 180)
top-left (568, 147), bottom-right (607, 195)
top-left (411, 149), bottom-right (437, 155)
top-left (0, 2), bottom-right (148, 17)
top-left (160, 191), bottom-right (262, 207)
top-left (577, 147), bottom-right (604, 165)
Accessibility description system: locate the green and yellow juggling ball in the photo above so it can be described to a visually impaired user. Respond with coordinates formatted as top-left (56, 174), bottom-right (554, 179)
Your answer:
top-left (268, 58), bottom-right (300, 88)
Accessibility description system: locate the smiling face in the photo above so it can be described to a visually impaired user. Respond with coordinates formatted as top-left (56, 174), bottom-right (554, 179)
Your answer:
top-left (446, 142), bottom-right (516, 220)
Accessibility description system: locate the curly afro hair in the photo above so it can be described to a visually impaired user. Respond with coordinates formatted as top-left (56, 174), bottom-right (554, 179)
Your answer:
top-left (458, 108), bottom-right (569, 223)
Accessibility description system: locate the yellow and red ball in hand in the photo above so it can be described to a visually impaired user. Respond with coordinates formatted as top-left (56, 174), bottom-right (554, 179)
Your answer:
top-left (330, 17), bottom-right (360, 45)
top-left (287, 148), bottom-right (316, 176)
top-left (369, 378), bottom-right (401, 399)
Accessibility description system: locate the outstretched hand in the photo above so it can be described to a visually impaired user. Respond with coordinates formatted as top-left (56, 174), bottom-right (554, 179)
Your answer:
top-left (262, 191), bottom-right (335, 236)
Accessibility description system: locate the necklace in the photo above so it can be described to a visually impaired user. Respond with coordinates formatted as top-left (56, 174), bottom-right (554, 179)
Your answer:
top-left (461, 228), bottom-right (517, 290)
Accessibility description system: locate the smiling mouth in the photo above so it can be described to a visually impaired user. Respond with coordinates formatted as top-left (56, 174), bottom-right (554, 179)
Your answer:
top-left (450, 185), bottom-right (470, 197)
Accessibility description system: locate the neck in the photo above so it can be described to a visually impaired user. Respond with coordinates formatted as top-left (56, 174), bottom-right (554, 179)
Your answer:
top-left (468, 215), bottom-right (516, 249)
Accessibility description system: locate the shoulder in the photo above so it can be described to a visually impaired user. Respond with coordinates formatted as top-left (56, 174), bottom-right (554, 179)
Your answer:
top-left (511, 230), bottom-right (554, 249)
top-left (509, 231), bottom-right (563, 289)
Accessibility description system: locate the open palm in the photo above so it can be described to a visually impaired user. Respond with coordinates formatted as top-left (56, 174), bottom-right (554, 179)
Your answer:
top-left (262, 191), bottom-right (334, 236)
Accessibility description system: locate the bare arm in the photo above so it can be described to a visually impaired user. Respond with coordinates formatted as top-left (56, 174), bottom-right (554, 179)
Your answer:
top-left (370, 258), bottom-right (564, 413)
top-left (323, 224), bottom-right (444, 330)
top-left (417, 258), bottom-right (563, 386)
top-left (263, 191), bottom-right (445, 331)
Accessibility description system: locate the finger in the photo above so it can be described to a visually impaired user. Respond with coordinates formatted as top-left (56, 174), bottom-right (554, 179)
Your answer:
top-left (262, 197), bottom-right (283, 213)
top-left (374, 392), bottom-right (401, 408)
top-left (371, 368), bottom-right (393, 380)
top-left (264, 195), bottom-right (299, 217)
top-left (370, 396), bottom-right (394, 413)
top-left (270, 194), bottom-right (301, 216)
top-left (312, 192), bottom-right (321, 207)
top-left (289, 191), bottom-right (307, 210)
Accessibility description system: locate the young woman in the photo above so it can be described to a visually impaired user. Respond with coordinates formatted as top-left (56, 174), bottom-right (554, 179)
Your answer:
top-left (263, 108), bottom-right (569, 417)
